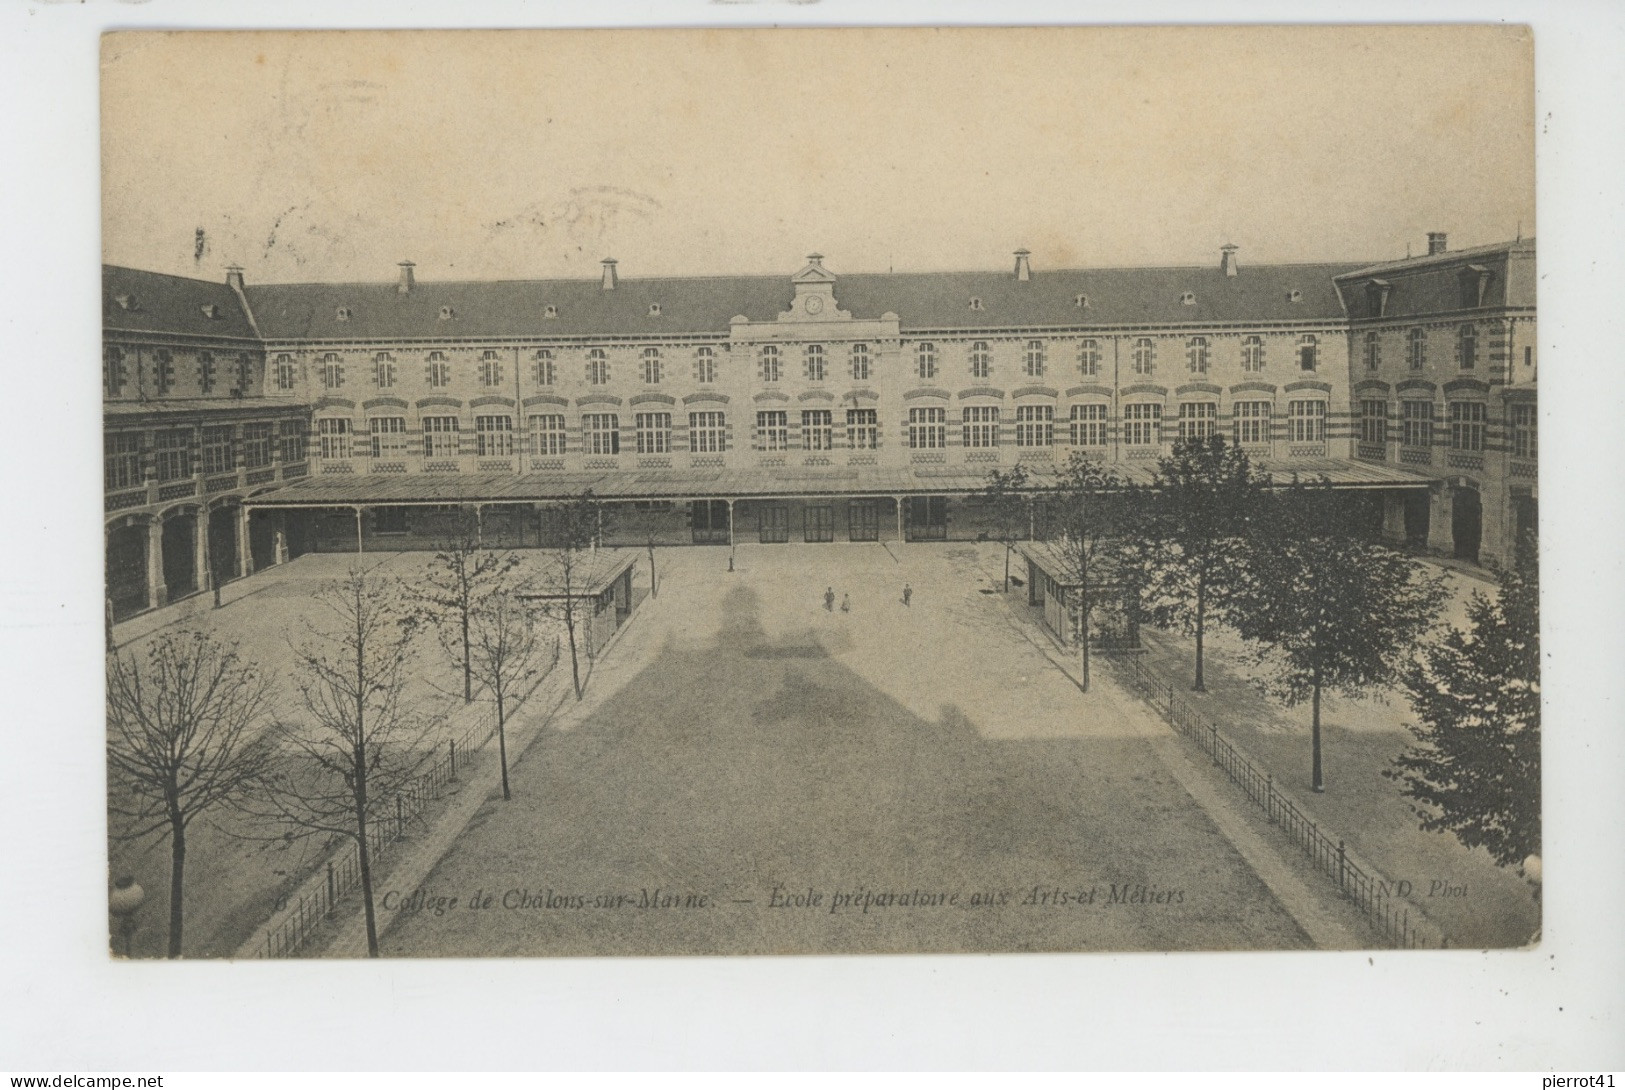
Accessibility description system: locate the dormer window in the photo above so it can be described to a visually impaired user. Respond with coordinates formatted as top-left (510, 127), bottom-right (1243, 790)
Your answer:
top-left (439, 306), bottom-right (456, 321)
top-left (648, 303), bottom-right (662, 317)
top-left (1074, 294), bottom-right (1089, 308)
top-left (544, 304), bottom-right (559, 319)
top-left (335, 306), bottom-right (352, 321)
top-left (1181, 292), bottom-right (1196, 306)
top-left (1288, 290), bottom-right (1303, 303)
top-left (968, 297), bottom-right (983, 311)
top-left (200, 304), bottom-right (221, 320)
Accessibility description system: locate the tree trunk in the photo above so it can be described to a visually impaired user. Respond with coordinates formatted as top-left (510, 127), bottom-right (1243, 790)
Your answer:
top-left (564, 604), bottom-right (582, 701)
top-left (1003, 544), bottom-right (1011, 593)
top-left (1311, 679), bottom-right (1325, 793)
top-left (461, 607), bottom-right (472, 704)
top-left (167, 816), bottom-right (185, 958)
top-left (1079, 576), bottom-right (1091, 693)
top-left (496, 689), bottom-right (511, 801)
top-left (1193, 575), bottom-right (1207, 692)
top-left (355, 758), bottom-right (379, 957)
top-left (648, 540), bottom-right (657, 598)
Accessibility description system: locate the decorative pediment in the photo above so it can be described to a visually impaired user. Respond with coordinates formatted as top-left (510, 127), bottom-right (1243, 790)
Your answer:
top-left (1283, 380), bottom-right (1332, 394)
top-left (792, 254), bottom-right (838, 284)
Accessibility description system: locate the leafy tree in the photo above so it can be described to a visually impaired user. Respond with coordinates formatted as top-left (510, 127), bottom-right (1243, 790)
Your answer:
top-left (1228, 479), bottom-right (1449, 792)
top-left (1139, 435), bottom-right (1271, 691)
top-left (977, 463), bottom-right (1030, 593)
top-left (106, 630), bottom-right (272, 957)
top-left (538, 490), bottom-right (612, 702)
top-left (248, 570), bottom-right (430, 957)
top-left (405, 506), bottom-right (520, 703)
top-left (465, 588), bottom-right (555, 801)
top-left (1048, 452), bottom-right (1129, 692)
top-left (1387, 538), bottom-right (1540, 868)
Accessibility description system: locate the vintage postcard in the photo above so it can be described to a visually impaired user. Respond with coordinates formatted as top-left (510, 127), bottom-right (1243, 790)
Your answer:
top-left (99, 25), bottom-right (1538, 960)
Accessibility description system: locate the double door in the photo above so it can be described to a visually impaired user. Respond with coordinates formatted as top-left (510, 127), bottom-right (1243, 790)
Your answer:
top-left (848, 501), bottom-right (880, 542)
top-left (758, 504), bottom-right (790, 544)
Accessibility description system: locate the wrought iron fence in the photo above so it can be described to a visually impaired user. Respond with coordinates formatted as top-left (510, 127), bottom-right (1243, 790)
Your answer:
top-left (1112, 652), bottom-right (1444, 950)
top-left (257, 638), bottom-right (561, 958)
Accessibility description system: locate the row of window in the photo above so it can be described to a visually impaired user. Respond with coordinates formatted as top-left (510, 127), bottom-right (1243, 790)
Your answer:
top-left (904, 401), bottom-right (1325, 448)
top-left (104, 421), bottom-right (307, 489)
top-left (1356, 399), bottom-right (1536, 455)
top-left (315, 411), bottom-right (751, 459)
top-left (1362, 325), bottom-right (1494, 372)
top-left (103, 347), bottom-right (256, 398)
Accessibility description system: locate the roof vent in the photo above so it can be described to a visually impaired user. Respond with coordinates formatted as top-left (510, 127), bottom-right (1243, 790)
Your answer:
top-left (544, 304), bottom-right (559, 319)
top-left (1181, 291), bottom-right (1196, 306)
top-left (601, 258), bottom-right (618, 291)
top-left (225, 265), bottom-right (245, 291)
top-left (1013, 248), bottom-right (1032, 282)
top-left (335, 306), bottom-right (352, 321)
top-left (1220, 243), bottom-right (1239, 277)
top-left (397, 261), bottom-right (415, 294)
top-left (648, 303), bottom-right (662, 317)
top-left (1288, 289), bottom-right (1303, 303)
top-left (200, 304), bottom-right (221, 319)
top-left (1427, 232), bottom-right (1448, 256)
top-left (968, 297), bottom-right (983, 310)
top-left (1074, 294), bottom-right (1089, 308)
top-left (439, 306), bottom-right (455, 321)
top-left (113, 293), bottom-right (138, 311)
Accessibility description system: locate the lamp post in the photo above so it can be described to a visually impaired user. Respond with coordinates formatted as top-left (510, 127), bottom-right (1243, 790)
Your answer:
top-left (109, 875), bottom-right (146, 958)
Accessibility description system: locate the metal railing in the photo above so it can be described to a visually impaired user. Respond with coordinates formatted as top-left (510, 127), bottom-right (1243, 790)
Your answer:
top-left (257, 638), bottom-right (561, 958)
top-left (1112, 652), bottom-right (1444, 950)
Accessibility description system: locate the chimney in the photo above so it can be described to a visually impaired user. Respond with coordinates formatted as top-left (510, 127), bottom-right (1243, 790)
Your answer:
top-left (1220, 244), bottom-right (1239, 277)
top-left (601, 258), bottom-right (619, 291)
top-left (1427, 232), bottom-right (1448, 256)
top-left (1013, 248), bottom-right (1032, 282)
top-left (397, 261), bottom-right (416, 294)
top-left (225, 265), bottom-right (245, 291)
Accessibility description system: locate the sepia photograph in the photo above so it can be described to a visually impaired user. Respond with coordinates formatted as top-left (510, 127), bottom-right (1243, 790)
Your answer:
top-left (95, 25), bottom-right (1542, 963)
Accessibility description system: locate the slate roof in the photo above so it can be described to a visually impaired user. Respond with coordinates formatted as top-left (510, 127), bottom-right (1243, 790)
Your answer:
top-left (103, 266), bottom-right (259, 341)
top-left (1334, 239), bottom-right (1536, 319)
top-left (103, 397), bottom-right (307, 420)
top-left (240, 261), bottom-right (1364, 342)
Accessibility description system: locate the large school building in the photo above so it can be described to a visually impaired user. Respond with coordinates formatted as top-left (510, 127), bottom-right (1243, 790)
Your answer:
top-left (103, 235), bottom-right (1536, 619)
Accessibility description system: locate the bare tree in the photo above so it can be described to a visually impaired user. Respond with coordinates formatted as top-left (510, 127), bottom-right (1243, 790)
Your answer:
top-left (538, 491), bottom-right (610, 702)
top-left (1048, 452), bottom-right (1130, 692)
top-left (977, 463), bottom-right (1030, 593)
top-left (248, 570), bottom-right (429, 957)
top-left (404, 506), bottom-right (520, 703)
top-left (463, 580), bottom-right (555, 801)
top-left (106, 630), bottom-right (272, 957)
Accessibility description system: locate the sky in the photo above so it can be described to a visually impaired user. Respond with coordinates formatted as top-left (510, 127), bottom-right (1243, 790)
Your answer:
top-left (101, 26), bottom-right (1535, 285)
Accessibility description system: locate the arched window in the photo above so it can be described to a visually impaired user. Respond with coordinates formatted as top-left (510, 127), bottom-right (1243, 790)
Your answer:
top-left (1132, 338), bottom-right (1155, 376)
top-left (916, 342), bottom-right (938, 380)
top-left (1457, 323), bottom-right (1477, 370)
top-left (970, 341), bottom-right (992, 380)
top-left (534, 349), bottom-right (556, 386)
top-left (850, 343), bottom-right (871, 382)
top-left (374, 352), bottom-right (396, 389)
top-left (1023, 339), bottom-right (1046, 378)
top-left (480, 349), bottom-right (504, 387)
top-left (759, 344), bottom-right (781, 383)
top-left (641, 347), bottom-right (662, 385)
top-left (1297, 334), bottom-right (1318, 372)
top-left (426, 351), bottom-right (450, 388)
top-left (1077, 339), bottom-right (1101, 378)
top-left (1241, 335), bottom-right (1265, 373)
top-left (587, 348), bottom-right (609, 385)
top-left (321, 352), bottom-right (345, 389)
top-left (1407, 327), bottom-right (1427, 370)
top-left (1187, 336), bottom-right (1210, 373)
top-left (1363, 331), bottom-right (1380, 371)
top-left (804, 343), bottom-right (826, 382)
top-left (694, 346), bottom-right (716, 384)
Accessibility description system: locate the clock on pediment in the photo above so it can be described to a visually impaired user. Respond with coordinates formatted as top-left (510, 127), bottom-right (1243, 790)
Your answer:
top-left (781, 252), bottom-right (851, 323)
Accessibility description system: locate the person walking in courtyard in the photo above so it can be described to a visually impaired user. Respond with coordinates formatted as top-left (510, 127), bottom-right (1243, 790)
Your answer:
top-left (825, 586), bottom-right (835, 612)
top-left (840, 593), bottom-right (851, 614)
top-left (902, 583), bottom-right (913, 607)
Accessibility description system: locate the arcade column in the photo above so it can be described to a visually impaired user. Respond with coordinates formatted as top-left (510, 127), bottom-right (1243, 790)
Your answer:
top-left (145, 520), bottom-right (167, 609)
top-left (1426, 485), bottom-right (1454, 555)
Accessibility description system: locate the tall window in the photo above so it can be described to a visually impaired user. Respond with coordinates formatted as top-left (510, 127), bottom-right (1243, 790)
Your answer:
top-left (427, 351), bottom-right (451, 388)
top-left (1407, 327), bottom-right (1427, 370)
top-left (641, 347), bottom-right (662, 385)
top-left (1123, 403), bottom-right (1162, 446)
top-left (970, 342), bottom-right (992, 380)
top-left (233, 354), bottom-right (253, 396)
top-left (587, 348), bottom-right (609, 385)
top-left (916, 343), bottom-right (938, 381)
top-left (1070, 404), bottom-right (1108, 447)
top-left (962, 406), bottom-right (1000, 448)
top-left (1241, 335), bottom-right (1265, 373)
top-left (804, 344), bottom-right (826, 382)
top-left (530, 414), bottom-right (567, 456)
top-left (371, 352), bottom-right (395, 389)
top-left (635, 412), bottom-right (671, 454)
top-left (475, 415), bottom-right (513, 456)
top-left (278, 420), bottom-right (307, 464)
top-left (1177, 402), bottom-right (1217, 442)
top-left (850, 343), bottom-right (871, 381)
top-left (1132, 338), bottom-right (1155, 376)
top-left (1297, 335), bottom-right (1319, 372)
top-left (274, 353), bottom-right (297, 391)
top-left (1186, 337), bottom-right (1211, 374)
top-left (908, 407), bottom-right (946, 449)
top-left (802, 409), bottom-right (832, 450)
top-left (241, 422), bottom-right (273, 469)
top-left (695, 347), bottom-right (716, 384)
top-left (1015, 405), bottom-right (1054, 447)
top-left (370, 417), bottom-right (407, 458)
top-left (1288, 401), bottom-right (1326, 442)
top-left (1359, 400), bottom-right (1387, 444)
top-left (321, 353), bottom-right (344, 389)
top-left (104, 433), bottom-right (142, 490)
top-left (1512, 404), bottom-right (1537, 458)
top-left (846, 408), bottom-right (878, 450)
top-left (1401, 400), bottom-right (1433, 448)
top-left (201, 425), bottom-right (234, 474)
top-left (422, 416), bottom-right (460, 458)
top-left (534, 349), bottom-right (556, 386)
top-left (689, 411), bottom-right (727, 453)
top-left (1233, 401), bottom-right (1272, 445)
top-left (154, 429), bottom-right (192, 482)
top-left (584, 413), bottom-right (620, 455)
top-left (759, 345), bottom-right (781, 383)
top-left (103, 346), bottom-right (128, 396)
top-left (154, 350), bottom-right (175, 395)
top-left (1023, 340), bottom-right (1046, 378)
top-left (480, 350), bottom-right (504, 387)
top-left (756, 410), bottom-right (788, 451)
top-left (1364, 331), bottom-right (1381, 371)
top-left (198, 352), bottom-right (217, 394)
top-left (317, 417), bottom-right (352, 460)
top-left (1078, 339), bottom-right (1101, 378)
top-left (1457, 324), bottom-right (1477, 370)
top-left (1449, 401), bottom-right (1486, 451)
